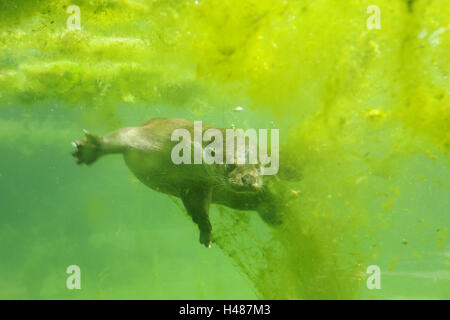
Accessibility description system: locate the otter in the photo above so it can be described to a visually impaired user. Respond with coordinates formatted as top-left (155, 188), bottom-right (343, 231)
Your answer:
top-left (72, 118), bottom-right (282, 248)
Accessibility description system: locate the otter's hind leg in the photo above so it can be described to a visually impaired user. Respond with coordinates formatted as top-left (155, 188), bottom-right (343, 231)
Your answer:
top-left (181, 187), bottom-right (213, 248)
top-left (72, 130), bottom-right (105, 165)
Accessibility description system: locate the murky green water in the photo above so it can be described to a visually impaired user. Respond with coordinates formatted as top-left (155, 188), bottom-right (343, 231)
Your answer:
top-left (0, 0), bottom-right (448, 299)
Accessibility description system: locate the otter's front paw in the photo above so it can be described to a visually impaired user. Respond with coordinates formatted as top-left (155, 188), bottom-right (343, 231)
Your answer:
top-left (199, 231), bottom-right (212, 248)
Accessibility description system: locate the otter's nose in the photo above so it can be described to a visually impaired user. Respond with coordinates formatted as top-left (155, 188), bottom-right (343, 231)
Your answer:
top-left (241, 175), bottom-right (256, 186)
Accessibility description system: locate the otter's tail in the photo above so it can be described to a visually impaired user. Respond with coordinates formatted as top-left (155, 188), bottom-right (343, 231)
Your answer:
top-left (72, 130), bottom-right (104, 165)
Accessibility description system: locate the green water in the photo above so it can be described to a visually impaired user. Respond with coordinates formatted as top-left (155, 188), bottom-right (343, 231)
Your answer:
top-left (0, 0), bottom-right (448, 299)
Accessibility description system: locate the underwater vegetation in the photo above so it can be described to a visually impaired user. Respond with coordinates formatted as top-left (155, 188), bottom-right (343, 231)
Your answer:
top-left (0, 0), bottom-right (448, 299)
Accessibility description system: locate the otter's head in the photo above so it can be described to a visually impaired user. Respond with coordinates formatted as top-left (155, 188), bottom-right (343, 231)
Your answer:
top-left (224, 162), bottom-right (263, 192)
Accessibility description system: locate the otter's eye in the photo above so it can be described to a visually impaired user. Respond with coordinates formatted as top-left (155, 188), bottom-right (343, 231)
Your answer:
top-left (226, 164), bottom-right (236, 172)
